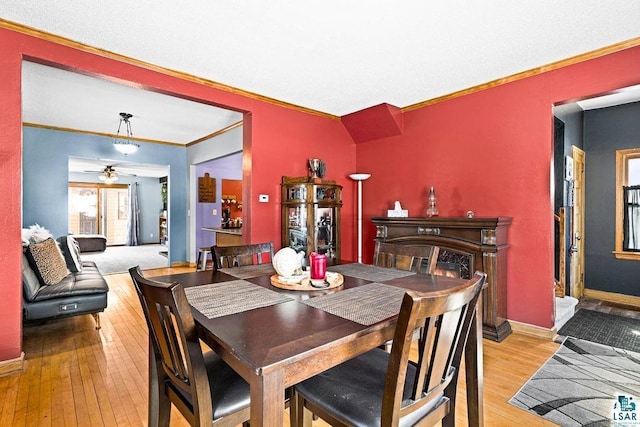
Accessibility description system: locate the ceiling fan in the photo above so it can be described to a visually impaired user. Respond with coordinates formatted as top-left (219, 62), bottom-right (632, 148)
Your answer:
top-left (98, 165), bottom-right (119, 184)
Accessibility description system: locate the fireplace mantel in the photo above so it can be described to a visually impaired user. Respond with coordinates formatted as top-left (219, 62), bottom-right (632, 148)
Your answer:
top-left (372, 216), bottom-right (512, 342)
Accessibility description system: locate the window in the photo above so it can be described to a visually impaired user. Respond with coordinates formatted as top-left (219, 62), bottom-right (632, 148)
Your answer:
top-left (614, 149), bottom-right (640, 260)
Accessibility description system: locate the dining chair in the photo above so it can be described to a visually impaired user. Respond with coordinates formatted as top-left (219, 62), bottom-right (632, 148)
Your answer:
top-left (373, 241), bottom-right (440, 274)
top-left (291, 271), bottom-right (486, 427)
top-left (211, 241), bottom-right (275, 269)
top-left (128, 266), bottom-right (251, 427)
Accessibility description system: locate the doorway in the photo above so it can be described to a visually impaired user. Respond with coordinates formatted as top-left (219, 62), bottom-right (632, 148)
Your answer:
top-left (68, 183), bottom-right (129, 245)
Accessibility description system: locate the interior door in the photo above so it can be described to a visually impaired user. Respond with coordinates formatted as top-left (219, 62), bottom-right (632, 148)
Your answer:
top-left (570, 146), bottom-right (586, 297)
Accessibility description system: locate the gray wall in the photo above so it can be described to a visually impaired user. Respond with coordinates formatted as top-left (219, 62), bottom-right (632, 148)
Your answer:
top-left (584, 101), bottom-right (640, 295)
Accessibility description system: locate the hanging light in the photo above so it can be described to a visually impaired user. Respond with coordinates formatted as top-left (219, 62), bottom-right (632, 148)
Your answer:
top-left (113, 112), bottom-right (139, 155)
top-left (99, 166), bottom-right (119, 184)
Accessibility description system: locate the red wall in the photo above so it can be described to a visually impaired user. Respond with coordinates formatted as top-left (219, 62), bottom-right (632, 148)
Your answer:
top-left (357, 46), bottom-right (640, 328)
top-left (0, 27), bottom-right (356, 362)
top-left (2, 26), bottom-right (639, 363)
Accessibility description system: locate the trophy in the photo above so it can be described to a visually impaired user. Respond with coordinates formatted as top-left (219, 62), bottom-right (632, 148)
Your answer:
top-left (308, 158), bottom-right (326, 180)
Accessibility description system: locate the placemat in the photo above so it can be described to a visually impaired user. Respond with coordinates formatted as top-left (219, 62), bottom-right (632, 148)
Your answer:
top-left (327, 263), bottom-right (416, 282)
top-left (218, 263), bottom-right (276, 279)
top-left (184, 280), bottom-right (292, 319)
top-left (302, 282), bottom-right (408, 325)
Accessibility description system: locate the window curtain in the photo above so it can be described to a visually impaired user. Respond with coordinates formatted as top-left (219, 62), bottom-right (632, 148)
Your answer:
top-left (623, 185), bottom-right (640, 251)
top-left (126, 183), bottom-right (140, 246)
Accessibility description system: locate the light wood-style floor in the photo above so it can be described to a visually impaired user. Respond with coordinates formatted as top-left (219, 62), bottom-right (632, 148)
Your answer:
top-left (0, 267), bottom-right (561, 426)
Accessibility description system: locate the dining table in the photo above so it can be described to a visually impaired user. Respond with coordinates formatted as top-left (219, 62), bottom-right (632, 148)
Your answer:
top-left (151, 262), bottom-right (484, 427)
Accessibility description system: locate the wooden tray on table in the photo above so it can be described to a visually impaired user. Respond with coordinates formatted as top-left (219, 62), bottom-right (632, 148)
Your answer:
top-left (270, 272), bottom-right (344, 291)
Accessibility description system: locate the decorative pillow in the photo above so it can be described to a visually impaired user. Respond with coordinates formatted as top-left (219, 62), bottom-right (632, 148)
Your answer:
top-left (25, 237), bottom-right (69, 285)
top-left (57, 235), bottom-right (83, 273)
top-left (22, 224), bottom-right (54, 244)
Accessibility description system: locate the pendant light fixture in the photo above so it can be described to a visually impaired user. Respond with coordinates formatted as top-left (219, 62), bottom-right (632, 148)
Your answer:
top-left (113, 112), bottom-right (139, 155)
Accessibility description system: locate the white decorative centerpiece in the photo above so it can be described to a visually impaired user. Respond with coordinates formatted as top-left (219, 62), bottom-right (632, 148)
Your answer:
top-left (272, 248), bottom-right (305, 283)
top-left (387, 200), bottom-right (408, 217)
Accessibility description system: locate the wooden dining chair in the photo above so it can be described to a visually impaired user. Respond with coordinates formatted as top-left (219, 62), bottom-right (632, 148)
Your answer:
top-left (211, 241), bottom-right (275, 269)
top-left (291, 271), bottom-right (486, 427)
top-left (128, 266), bottom-right (251, 427)
top-left (373, 241), bottom-right (440, 274)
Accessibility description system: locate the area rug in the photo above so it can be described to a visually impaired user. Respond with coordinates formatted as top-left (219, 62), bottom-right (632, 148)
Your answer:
top-left (509, 337), bottom-right (640, 426)
top-left (558, 309), bottom-right (640, 353)
top-left (81, 244), bottom-right (168, 274)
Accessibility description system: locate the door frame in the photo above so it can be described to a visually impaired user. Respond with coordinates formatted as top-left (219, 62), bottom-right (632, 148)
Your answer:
top-left (570, 146), bottom-right (585, 298)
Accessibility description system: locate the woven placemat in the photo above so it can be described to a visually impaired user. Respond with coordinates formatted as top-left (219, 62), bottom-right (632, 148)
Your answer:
top-left (327, 263), bottom-right (416, 282)
top-left (302, 282), bottom-right (408, 325)
top-left (184, 280), bottom-right (292, 319)
top-left (218, 263), bottom-right (276, 279)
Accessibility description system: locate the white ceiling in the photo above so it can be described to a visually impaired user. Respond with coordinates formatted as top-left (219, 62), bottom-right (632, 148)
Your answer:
top-left (22, 62), bottom-right (243, 144)
top-left (5, 2), bottom-right (640, 144)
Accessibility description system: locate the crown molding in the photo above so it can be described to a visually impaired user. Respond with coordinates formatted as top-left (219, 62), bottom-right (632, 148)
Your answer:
top-left (403, 36), bottom-right (640, 112)
top-left (186, 120), bottom-right (243, 147)
top-left (3, 18), bottom-right (639, 121)
top-left (23, 122), bottom-right (184, 146)
top-left (0, 18), bottom-right (338, 120)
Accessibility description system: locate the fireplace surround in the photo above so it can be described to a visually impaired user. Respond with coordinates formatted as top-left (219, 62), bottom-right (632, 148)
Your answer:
top-left (372, 216), bottom-right (512, 342)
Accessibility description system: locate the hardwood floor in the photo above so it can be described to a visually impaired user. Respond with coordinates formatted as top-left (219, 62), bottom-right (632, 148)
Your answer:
top-left (1, 267), bottom-right (560, 426)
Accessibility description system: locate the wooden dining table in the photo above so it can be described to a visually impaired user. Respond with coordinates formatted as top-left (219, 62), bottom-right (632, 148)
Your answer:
top-left (152, 263), bottom-right (484, 427)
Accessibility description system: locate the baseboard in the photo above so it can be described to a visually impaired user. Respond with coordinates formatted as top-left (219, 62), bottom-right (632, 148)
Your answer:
top-left (0, 352), bottom-right (25, 377)
top-left (584, 289), bottom-right (640, 309)
top-left (170, 261), bottom-right (191, 268)
top-left (508, 320), bottom-right (557, 340)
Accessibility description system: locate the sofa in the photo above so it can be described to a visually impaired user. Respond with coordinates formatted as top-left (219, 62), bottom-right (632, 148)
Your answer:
top-left (22, 234), bottom-right (109, 329)
top-left (72, 234), bottom-right (107, 253)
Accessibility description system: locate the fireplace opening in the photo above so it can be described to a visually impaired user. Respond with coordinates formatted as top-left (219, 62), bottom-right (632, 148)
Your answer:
top-left (434, 250), bottom-right (471, 279)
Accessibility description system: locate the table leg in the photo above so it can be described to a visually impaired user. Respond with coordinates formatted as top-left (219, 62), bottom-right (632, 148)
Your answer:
top-left (464, 300), bottom-right (484, 427)
top-left (250, 369), bottom-right (284, 426)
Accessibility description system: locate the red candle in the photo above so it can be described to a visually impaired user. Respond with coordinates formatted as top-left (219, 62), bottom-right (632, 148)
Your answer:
top-left (310, 252), bottom-right (327, 280)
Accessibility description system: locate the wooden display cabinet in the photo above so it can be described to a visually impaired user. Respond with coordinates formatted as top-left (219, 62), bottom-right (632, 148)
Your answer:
top-left (281, 177), bottom-right (342, 263)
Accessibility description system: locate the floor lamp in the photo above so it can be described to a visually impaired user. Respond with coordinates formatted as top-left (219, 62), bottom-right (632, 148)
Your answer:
top-left (349, 173), bottom-right (371, 263)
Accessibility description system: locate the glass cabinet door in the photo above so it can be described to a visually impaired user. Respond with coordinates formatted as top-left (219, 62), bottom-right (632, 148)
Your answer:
top-left (287, 205), bottom-right (308, 254)
top-left (315, 206), bottom-right (336, 259)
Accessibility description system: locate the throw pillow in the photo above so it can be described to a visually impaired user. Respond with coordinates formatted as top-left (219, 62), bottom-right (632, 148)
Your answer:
top-left (57, 235), bottom-right (83, 273)
top-left (23, 223), bottom-right (54, 244)
top-left (26, 237), bottom-right (69, 285)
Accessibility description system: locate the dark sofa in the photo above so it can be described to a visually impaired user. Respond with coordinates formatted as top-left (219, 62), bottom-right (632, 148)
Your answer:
top-left (22, 236), bottom-right (109, 328)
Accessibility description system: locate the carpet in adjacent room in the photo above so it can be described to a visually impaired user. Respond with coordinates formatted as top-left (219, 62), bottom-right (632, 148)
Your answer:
top-left (509, 337), bottom-right (640, 426)
top-left (81, 244), bottom-right (168, 274)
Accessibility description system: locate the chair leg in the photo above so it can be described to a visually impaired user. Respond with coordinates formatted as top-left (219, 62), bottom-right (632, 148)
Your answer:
top-left (91, 313), bottom-right (101, 329)
top-left (291, 391), bottom-right (312, 427)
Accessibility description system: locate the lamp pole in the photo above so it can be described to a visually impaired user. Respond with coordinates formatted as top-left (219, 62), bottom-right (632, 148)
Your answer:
top-left (349, 173), bottom-right (371, 263)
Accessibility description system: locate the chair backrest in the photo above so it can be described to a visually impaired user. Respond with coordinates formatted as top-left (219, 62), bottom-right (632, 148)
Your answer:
top-left (382, 271), bottom-right (486, 425)
top-left (373, 241), bottom-right (440, 274)
top-left (129, 266), bottom-right (213, 426)
top-left (211, 242), bottom-right (275, 269)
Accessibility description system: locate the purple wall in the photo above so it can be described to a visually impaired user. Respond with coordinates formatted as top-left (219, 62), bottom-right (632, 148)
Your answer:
top-left (195, 152), bottom-right (242, 252)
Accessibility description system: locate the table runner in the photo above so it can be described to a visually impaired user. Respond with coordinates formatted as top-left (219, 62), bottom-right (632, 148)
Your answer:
top-left (327, 263), bottom-right (416, 282)
top-left (302, 282), bottom-right (408, 325)
top-left (218, 263), bottom-right (276, 279)
top-left (184, 280), bottom-right (292, 319)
